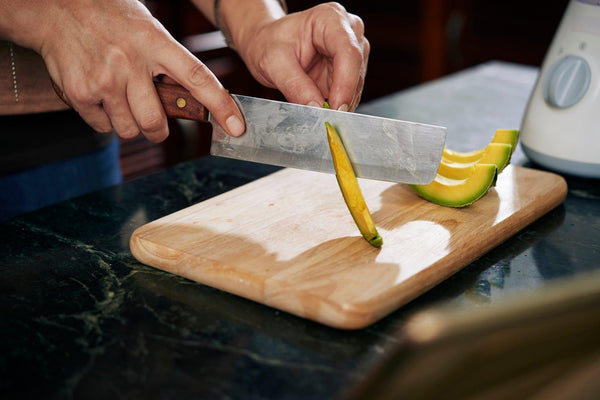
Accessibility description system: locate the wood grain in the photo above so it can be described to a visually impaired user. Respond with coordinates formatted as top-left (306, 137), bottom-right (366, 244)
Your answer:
top-left (130, 165), bottom-right (567, 329)
top-left (154, 82), bottom-right (208, 121)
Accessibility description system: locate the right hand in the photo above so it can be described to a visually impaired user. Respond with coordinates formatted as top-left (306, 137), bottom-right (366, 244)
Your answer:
top-left (12, 0), bottom-right (245, 142)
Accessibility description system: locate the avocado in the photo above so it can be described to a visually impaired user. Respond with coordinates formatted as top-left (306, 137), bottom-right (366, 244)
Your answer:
top-left (325, 122), bottom-right (383, 247)
top-left (411, 164), bottom-right (498, 208)
top-left (443, 129), bottom-right (519, 163)
top-left (438, 143), bottom-right (513, 180)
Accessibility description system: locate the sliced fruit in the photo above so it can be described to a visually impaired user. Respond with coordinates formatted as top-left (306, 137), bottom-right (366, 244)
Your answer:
top-left (472, 142), bottom-right (512, 171)
top-left (325, 122), bottom-right (383, 247)
top-left (443, 129), bottom-right (520, 163)
top-left (410, 164), bottom-right (498, 208)
top-left (438, 143), bottom-right (513, 180)
top-left (493, 129), bottom-right (520, 155)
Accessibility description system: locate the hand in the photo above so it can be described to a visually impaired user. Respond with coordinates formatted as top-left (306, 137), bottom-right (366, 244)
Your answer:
top-left (6, 0), bottom-right (245, 142)
top-left (235, 2), bottom-right (369, 112)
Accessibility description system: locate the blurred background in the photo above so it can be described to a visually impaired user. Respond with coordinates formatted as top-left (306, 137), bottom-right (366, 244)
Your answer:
top-left (120, 0), bottom-right (569, 181)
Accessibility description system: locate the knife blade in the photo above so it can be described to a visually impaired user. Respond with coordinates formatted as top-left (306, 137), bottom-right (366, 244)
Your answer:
top-left (148, 82), bottom-right (446, 184)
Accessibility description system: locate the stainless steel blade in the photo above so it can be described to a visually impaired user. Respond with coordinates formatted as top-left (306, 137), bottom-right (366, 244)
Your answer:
top-left (209, 95), bottom-right (446, 184)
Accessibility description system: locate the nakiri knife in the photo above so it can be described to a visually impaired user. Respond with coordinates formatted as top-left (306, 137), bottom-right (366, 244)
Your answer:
top-left (155, 82), bottom-right (446, 184)
top-left (55, 81), bottom-right (447, 184)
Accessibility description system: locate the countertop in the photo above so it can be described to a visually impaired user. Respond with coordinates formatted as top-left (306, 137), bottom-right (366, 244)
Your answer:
top-left (1, 61), bottom-right (599, 399)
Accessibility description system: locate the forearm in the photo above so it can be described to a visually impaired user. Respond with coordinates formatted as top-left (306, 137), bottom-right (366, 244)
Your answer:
top-left (0, 0), bottom-right (153, 51)
top-left (0, 1), bottom-right (48, 49)
top-left (1, 0), bottom-right (248, 139)
top-left (189, 0), bottom-right (286, 51)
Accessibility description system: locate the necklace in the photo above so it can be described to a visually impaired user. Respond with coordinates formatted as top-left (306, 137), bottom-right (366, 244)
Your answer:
top-left (8, 42), bottom-right (19, 103)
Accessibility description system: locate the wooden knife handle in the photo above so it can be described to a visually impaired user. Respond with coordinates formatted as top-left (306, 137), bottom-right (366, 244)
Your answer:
top-left (153, 81), bottom-right (208, 121)
top-left (52, 80), bottom-right (208, 122)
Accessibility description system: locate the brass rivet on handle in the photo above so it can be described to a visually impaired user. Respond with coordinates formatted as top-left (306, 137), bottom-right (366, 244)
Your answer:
top-left (176, 97), bottom-right (187, 109)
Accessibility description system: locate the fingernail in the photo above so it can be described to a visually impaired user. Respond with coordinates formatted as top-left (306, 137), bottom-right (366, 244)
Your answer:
top-left (226, 115), bottom-right (245, 137)
top-left (308, 101), bottom-right (321, 108)
top-left (338, 104), bottom-right (349, 112)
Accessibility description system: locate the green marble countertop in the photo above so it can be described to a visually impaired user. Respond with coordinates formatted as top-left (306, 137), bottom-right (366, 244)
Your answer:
top-left (2, 62), bottom-right (599, 399)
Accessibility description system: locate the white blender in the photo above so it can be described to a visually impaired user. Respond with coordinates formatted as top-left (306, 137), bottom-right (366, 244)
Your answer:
top-left (521, 0), bottom-right (600, 178)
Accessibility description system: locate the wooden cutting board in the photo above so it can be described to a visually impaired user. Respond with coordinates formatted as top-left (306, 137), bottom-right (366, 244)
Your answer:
top-left (130, 165), bottom-right (567, 329)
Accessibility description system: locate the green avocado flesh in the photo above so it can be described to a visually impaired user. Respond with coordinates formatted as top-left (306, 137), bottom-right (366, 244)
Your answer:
top-left (411, 164), bottom-right (498, 208)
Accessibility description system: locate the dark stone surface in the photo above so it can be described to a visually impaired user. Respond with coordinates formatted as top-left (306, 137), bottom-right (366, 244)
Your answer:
top-left (2, 62), bottom-right (599, 400)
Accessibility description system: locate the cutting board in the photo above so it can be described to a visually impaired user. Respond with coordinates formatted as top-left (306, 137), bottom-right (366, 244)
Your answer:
top-left (130, 165), bottom-right (567, 329)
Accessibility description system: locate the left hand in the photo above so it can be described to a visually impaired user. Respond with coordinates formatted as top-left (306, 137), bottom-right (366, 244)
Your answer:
top-left (235, 2), bottom-right (369, 112)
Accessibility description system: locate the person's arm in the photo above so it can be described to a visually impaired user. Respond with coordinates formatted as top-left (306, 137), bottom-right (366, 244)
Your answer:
top-left (190, 0), bottom-right (285, 27)
top-left (0, 0), bottom-right (245, 142)
top-left (190, 0), bottom-right (369, 112)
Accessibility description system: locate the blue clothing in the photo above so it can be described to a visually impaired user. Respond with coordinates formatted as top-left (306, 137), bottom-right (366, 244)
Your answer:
top-left (0, 137), bottom-right (122, 221)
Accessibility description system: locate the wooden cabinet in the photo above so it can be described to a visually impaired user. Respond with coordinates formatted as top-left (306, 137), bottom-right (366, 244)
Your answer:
top-left (451, 1), bottom-right (568, 71)
top-left (296, 0), bottom-right (568, 99)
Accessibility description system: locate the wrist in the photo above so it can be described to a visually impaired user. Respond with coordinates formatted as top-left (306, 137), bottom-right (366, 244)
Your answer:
top-left (0, 5), bottom-right (46, 51)
top-left (214, 0), bottom-right (286, 52)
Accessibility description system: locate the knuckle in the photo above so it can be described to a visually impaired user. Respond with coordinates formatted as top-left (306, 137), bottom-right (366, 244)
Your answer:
top-left (347, 42), bottom-right (363, 58)
top-left (90, 48), bottom-right (130, 94)
top-left (117, 126), bottom-right (140, 140)
top-left (352, 15), bottom-right (366, 35)
top-left (67, 90), bottom-right (86, 105)
top-left (188, 61), bottom-right (214, 88)
top-left (95, 123), bottom-right (113, 134)
top-left (210, 91), bottom-right (235, 115)
top-left (258, 46), bottom-right (287, 77)
top-left (258, 50), bottom-right (278, 73)
top-left (146, 130), bottom-right (169, 143)
top-left (84, 116), bottom-right (112, 134)
top-left (93, 70), bottom-right (117, 94)
top-left (67, 85), bottom-right (96, 106)
top-left (138, 110), bottom-right (165, 133)
top-left (321, 2), bottom-right (346, 13)
top-left (281, 75), bottom-right (307, 98)
top-left (104, 45), bottom-right (129, 68)
top-left (363, 39), bottom-right (371, 59)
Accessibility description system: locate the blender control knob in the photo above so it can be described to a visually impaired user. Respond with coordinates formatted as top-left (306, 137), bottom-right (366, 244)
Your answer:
top-left (543, 55), bottom-right (591, 109)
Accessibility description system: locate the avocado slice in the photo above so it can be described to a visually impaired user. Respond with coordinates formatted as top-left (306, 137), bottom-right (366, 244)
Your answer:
top-left (325, 122), bottom-right (383, 247)
top-left (411, 164), bottom-right (498, 208)
top-left (443, 129), bottom-right (519, 163)
top-left (438, 143), bottom-right (513, 180)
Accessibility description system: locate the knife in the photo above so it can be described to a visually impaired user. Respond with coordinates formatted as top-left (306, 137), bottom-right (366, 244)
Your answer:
top-left (55, 81), bottom-right (447, 184)
top-left (156, 82), bottom-right (447, 184)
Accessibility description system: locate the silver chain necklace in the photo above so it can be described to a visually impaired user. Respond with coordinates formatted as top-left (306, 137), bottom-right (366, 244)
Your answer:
top-left (8, 42), bottom-right (19, 103)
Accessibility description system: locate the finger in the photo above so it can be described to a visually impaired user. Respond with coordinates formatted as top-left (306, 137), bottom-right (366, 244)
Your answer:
top-left (101, 92), bottom-right (141, 140)
top-left (127, 78), bottom-right (169, 143)
top-left (75, 102), bottom-right (114, 134)
top-left (324, 17), bottom-right (369, 111)
top-left (64, 74), bottom-right (139, 138)
top-left (348, 64), bottom-right (366, 112)
top-left (62, 83), bottom-right (114, 134)
top-left (349, 75), bottom-right (364, 112)
top-left (161, 45), bottom-right (245, 137)
top-left (327, 44), bottom-right (365, 111)
top-left (267, 51), bottom-right (326, 107)
top-left (349, 40), bottom-right (369, 111)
